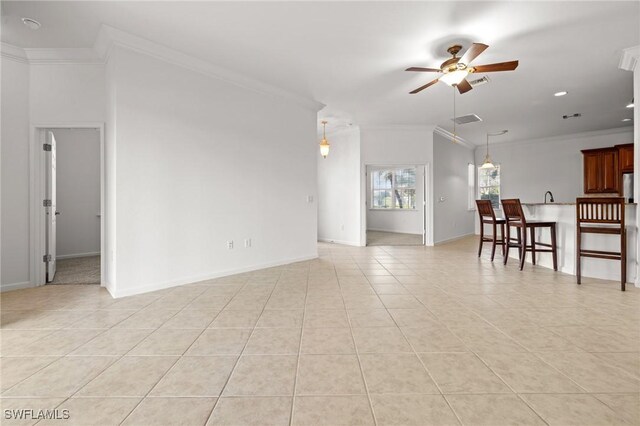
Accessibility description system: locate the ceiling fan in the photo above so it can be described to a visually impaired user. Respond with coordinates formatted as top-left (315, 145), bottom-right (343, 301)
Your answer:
top-left (406, 43), bottom-right (519, 94)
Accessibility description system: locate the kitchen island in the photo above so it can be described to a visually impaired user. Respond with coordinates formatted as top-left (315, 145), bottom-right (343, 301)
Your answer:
top-left (512, 203), bottom-right (638, 284)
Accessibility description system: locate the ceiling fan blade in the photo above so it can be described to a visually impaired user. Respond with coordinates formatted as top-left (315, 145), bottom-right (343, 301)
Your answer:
top-left (409, 78), bottom-right (440, 94)
top-left (405, 67), bottom-right (442, 72)
top-left (456, 79), bottom-right (473, 94)
top-left (460, 43), bottom-right (488, 65)
top-left (472, 60), bottom-right (519, 73)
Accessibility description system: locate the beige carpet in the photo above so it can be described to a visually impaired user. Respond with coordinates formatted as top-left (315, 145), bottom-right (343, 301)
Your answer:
top-left (51, 255), bottom-right (100, 285)
top-left (367, 230), bottom-right (423, 246)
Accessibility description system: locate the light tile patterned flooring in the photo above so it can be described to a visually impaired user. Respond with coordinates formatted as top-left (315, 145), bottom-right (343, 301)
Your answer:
top-left (1, 237), bottom-right (639, 425)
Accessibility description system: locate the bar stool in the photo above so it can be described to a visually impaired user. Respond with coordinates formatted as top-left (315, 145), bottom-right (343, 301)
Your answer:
top-left (476, 199), bottom-right (506, 261)
top-left (501, 199), bottom-right (558, 271)
top-left (576, 197), bottom-right (626, 291)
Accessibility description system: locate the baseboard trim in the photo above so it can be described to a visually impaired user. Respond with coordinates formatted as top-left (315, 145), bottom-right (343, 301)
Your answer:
top-left (109, 253), bottom-right (319, 298)
top-left (57, 252), bottom-right (101, 260)
top-left (434, 232), bottom-right (475, 245)
top-left (0, 281), bottom-right (35, 292)
top-left (318, 238), bottom-right (363, 247)
top-left (366, 228), bottom-right (423, 236)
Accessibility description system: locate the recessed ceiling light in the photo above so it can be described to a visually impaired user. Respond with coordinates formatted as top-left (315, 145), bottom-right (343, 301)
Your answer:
top-left (622, 118), bottom-right (632, 122)
top-left (554, 91), bottom-right (568, 97)
top-left (21, 17), bottom-right (41, 30)
top-left (626, 102), bottom-right (634, 108)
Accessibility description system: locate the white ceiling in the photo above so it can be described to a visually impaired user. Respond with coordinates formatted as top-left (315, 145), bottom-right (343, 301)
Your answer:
top-left (2, 1), bottom-right (638, 145)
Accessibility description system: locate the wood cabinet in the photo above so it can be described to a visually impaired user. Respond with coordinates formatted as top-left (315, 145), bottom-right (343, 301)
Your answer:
top-left (581, 148), bottom-right (619, 193)
top-left (616, 143), bottom-right (634, 173)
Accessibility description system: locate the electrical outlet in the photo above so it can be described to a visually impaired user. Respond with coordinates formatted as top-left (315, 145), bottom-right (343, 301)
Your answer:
top-left (307, 195), bottom-right (314, 203)
top-left (340, 224), bottom-right (344, 231)
top-left (227, 241), bottom-right (234, 249)
top-left (244, 238), bottom-right (251, 248)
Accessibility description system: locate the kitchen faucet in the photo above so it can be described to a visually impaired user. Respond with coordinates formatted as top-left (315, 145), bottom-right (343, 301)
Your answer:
top-left (544, 191), bottom-right (554, 204)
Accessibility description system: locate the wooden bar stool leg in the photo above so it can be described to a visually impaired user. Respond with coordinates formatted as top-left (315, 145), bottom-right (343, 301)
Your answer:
top-left (621, 229), bottom-right (626, 291)
top-left (530, 227), bottom-right (536, 265)
top-left (516, 228), bottom-right (522, 260)
top-left (504, 225), bottom-right (511, 265)
top-left (500, 223), bottom-right (506, 256)
top-left (478, 222), bottom-right (484, 257)
top-left (576, 226), bottom-right (581, 284)
top-left (519, 226), bottom-right (527, 271)
top-left (491, 222), bottom-right (497, 261)
top-left (551, 223), bottom-right (558, 271)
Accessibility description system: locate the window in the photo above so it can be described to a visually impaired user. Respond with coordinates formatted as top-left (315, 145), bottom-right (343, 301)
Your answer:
top-left (371, 167), bottom-right (416, 209)
top-left (478, 165), bottom-right (501, 209)
top-left (468, 163), bottom-right (475, 210)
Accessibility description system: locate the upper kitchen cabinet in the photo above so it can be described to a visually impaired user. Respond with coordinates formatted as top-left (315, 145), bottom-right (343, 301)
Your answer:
top-left (616, 143), bottom-right (634, 174)
top-left (582, 147), bottom-right (620, 194)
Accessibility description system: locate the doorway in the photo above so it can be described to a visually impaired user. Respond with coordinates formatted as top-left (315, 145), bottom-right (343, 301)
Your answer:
top-left (365, 165), bottom-right (428, 246)
top-left (31, 124), bottom-right (105, 286)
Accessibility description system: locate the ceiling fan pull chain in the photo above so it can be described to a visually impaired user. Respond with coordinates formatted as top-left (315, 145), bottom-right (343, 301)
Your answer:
top-left (453, 87), bottom-right (457, 143)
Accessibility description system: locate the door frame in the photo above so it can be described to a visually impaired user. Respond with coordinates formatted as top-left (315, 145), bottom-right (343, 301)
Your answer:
top-left (360, 163), bottom-right (433, 247)
top-left (29, 123), bottom-right (105, 287)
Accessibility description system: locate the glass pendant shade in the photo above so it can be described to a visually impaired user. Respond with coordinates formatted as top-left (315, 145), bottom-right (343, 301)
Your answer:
top-left (480, 155), bottom-right (495, 169)
top-left (319, 138), bottom-right (330, 158)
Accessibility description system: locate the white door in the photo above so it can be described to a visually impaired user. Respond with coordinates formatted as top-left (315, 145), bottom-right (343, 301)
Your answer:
top-left (45, 131), bottom-right (57, 282)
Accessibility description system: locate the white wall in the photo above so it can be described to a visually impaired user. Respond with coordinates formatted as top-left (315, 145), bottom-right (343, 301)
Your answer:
top-left (1, 58), bottom-right (30, 290)
top-left (433, 133), bottom-right (476, 243)
top-left (108, 47), bottom-right (319, 297)
top-left (366, 165), bottom-right (424, 235)
top-left (360, 126), bottom-right (435, 245)
top-left (474, 128), bottom-right (633, 204)
top-left (52, 129), bottom-right (101, 258)
top-left (30, 64), bottom-right (106, 123)
top-left (317, 127), bottom-right (362, 246)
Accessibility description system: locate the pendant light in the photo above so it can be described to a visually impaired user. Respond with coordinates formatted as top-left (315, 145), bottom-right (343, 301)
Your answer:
top-left (319, 120), bottom-right (330, 158)
top-left (481, 130), bottom-right (508, 169)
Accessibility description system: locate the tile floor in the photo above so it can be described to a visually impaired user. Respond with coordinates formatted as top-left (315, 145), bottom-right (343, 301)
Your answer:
top-left (1, 237), bottom-right (638, 425)
top-left (366, 230), bottom-right (423, 246)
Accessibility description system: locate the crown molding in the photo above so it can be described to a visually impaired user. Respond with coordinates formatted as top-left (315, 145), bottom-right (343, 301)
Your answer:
top-left (433, 126), bottom-right (475, 150)
top-left (25, 47), bottom-right (103, 64)
top-left (95, 25), bottom-right (324, 112)
top-left (487, 126), bottom-right (633, 149)
top-left (1, 43), bottom-right (103, 64)
top-left (619, 45), bottom-right (640, 71)
top-left (1, 43), bottom-right (28, 63)
top-left (1, 26), bottom-right (324, 112)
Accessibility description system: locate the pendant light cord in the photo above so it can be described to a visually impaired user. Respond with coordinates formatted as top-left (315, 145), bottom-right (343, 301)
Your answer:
top-left (486, 133), bottom-right (490, 156)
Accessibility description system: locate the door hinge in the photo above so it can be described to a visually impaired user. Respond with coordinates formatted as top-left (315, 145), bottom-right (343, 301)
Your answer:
top-left (43, 254), bottom-right (52, 262)
top-left (43, 143), bottom-right (52, 151)
top-left (43, 199), bottom-right (52, 207)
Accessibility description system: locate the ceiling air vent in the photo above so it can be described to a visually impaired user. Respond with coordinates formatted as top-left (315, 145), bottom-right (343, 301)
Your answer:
top-left (452, 114), bottom-right (483, 125)
top-left (562, 113), bottom-right (582, 120)
top-left (469, 76), bottom-right (490, 87)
